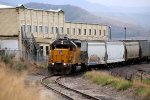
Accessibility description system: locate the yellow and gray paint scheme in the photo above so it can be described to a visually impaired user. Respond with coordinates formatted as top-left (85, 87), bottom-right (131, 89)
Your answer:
top-left (48, 37), bottom-right (88, 74)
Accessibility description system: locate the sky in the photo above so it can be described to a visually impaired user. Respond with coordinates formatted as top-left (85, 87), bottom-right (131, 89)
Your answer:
top-left (1, 0), bottom-right (150, 7)
top-left (85, 0), bottom-right (150, 7)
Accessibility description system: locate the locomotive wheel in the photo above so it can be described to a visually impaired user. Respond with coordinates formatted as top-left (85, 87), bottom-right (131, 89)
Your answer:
top-left (80, 63), bottom-right (87, 72)
top-left (71, 65), bottom-right (76, 73)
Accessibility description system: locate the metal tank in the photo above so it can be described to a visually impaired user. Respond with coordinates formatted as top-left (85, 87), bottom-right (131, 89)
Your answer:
top-left (106, 41), bottom-right (125, 63)
top-left (124, 41), bottom-right (140, 60)
top-left (139, 41), bottom-right (150, 58)
top-left (87, 41), bottom-right (106, 65)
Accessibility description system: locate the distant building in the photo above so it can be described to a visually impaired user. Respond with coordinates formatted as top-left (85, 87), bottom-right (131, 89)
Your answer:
top-left (0, 4), bottom-right (108, 56)
top-left (65, 22), bottom-right (108, 40)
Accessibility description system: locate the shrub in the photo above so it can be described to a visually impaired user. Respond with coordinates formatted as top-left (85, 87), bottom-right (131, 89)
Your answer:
top-left (135, 87), bottom-right (150, 100)
top-left (111, 78), bottom-right (132, 90)
top-left (0, 53), bottom-right (15, 64)
top-left (11, 62), bottom-right (27, 71)
top-left (85, 71), bottom-right (132, 90)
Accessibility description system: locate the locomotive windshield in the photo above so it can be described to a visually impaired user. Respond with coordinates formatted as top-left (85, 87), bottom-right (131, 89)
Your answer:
top-left (50, 41), bottom-right (75, 51)
top-left (50, 39), bottom-right (81, 51)
top-left (52, 44), bottom-right (70, 49)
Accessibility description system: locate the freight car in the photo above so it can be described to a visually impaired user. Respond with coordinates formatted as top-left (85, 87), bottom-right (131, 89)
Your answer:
top-left (87, 41), bottom-right (125, 66)
top-left (48, 37), bottom-right (88, 74)
top-left (48, 37), bottom-right (150, 74)
top-left (88, 40), bottom-right (150, 67)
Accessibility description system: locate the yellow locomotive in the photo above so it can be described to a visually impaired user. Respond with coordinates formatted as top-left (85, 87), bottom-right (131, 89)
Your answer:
top-left (48, 37), bottom-right (88, 74)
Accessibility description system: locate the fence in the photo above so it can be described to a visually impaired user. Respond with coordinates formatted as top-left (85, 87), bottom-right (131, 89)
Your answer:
top-left (0, 49), bottom-right (49, 66)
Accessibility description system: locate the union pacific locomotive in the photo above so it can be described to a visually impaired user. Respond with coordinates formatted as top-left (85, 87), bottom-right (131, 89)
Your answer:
top-left (48, 37), bottom-right (88, 74)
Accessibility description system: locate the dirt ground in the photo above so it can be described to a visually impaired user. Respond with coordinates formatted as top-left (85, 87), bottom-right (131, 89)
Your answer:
top-left (59, 75), bottom-right (134, 100)
top-left (25, 75), bottom-right (66, 100)
top-left (58, 63), bottom-right (150, 100)
top-left (26, 63), bottom-right (150, 100)
top-left (108, 63), bottom-right (150, 81)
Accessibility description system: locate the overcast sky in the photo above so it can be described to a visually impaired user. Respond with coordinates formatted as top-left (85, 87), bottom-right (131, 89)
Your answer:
top-left (85, 0), bottom-right (150, 7)
top-left (1, 0), bottom-right (150, 8)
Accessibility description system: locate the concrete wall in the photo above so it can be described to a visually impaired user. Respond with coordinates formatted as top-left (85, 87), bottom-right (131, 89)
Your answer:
top-left (0, 8), bottom-right (18, 36)
top-left (39, 43), bottom-right (50, 56)
top-left (64, 22), bottom-right (108, 40)
top-left (0, 39), bottom-right (19, 50)
top-left (18, 8), bottom-right (65, 56)
top-left (19, 8), bottom-right (65, 42)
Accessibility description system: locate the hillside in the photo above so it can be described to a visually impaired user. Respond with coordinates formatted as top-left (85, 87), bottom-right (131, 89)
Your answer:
top-left (24, 2), bottom-right (148, 39)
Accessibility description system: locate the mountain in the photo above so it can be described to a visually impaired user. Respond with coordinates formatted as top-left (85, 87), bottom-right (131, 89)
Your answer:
top-left (0, 1), bottom-right (148, 39)
top-left (0, 1), bottom-right (12, 5)
top-left (24, 2), bottom-right (148, 39)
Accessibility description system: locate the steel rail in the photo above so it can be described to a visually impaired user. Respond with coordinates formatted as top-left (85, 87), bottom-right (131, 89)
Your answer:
top-left (41, 75), bottom-right (100, 100)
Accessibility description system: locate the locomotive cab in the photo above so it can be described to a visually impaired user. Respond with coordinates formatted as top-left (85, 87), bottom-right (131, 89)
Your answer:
top-left (48, 38), bottom-right (80, 74)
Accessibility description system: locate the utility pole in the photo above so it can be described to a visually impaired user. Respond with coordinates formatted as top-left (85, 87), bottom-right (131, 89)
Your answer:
top-left (109, 26), bottom-right (111, 41)
top-left (124, 27), bottom-right (127, 40)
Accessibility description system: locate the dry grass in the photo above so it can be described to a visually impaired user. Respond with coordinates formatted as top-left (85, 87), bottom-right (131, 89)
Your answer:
top-left (0, 62), bottom-right (40, 100)
top-left (85, 71), bottom-right (150, 99)
top-left (85, 71), bottom-right (132, 90)
top-left (133, 80), bottom-right (150, 99)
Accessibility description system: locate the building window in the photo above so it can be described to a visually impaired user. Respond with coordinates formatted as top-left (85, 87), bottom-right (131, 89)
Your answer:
top-left (45, 26), bottom-right (48, 34)
top-left (89, 29), bottom-right (91, 35)
top-left (73, 28), bottom-right (76, 35)
top-left (50, 27), bottom-right (53, 33)
top-left (60, 27), bottom-right (63, 33)
top-left (78, 28), bottom-right (81, 35)
top-left (53, 27), bottom-right (58, 33)
top-left (94, 29), bottom-right (96, 35)
top-left (99, 30), bottom-right (101, 36)
top-left (67, 28), bottom-right (70, 34)
top-left (27, 25), bottom-right (31, 33)
top-left (33, 26), bottom-right (38, 33)
top-left (104, 30), bottom-right (106, 36)
top-left (40, 46), bottom-right (43, 56)
top-left (46, 46), bottom-right (49, 56)
top-left (56, 27), bottom-right (59, 34)
top-left (39, 26), bottom-right (43, 33)
top-left (21, 25), bottom-right (26, 32)
top-left (84, 29), bottom-right (86, 35)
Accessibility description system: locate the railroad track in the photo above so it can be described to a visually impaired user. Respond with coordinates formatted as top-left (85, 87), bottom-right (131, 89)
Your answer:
top-left (41, 75), bottom-right (100, 100)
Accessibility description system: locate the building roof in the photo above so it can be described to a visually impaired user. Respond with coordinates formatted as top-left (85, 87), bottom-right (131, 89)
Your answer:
top-left (48, 9), bottom-right (63, 13)
top-left (17, 4), bottom-right (64, 13)
top-left (65, 21), bottom-right (108, 26)
top-left (0, 4), bottom-right (64, 13)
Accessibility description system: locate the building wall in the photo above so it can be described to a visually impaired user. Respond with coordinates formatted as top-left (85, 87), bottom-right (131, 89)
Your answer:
top-left (19, 8), bottom-right (65, 42)
top-left (0, 39), bottom-right (19, 50)
top-left (0, 8), bottom-right (18, 36)
top-left (39, 43), bottom-right (50, 56)
top-left (64, 22), bottom-right (108, 40)
top-left (0, 6), bottom-right (108, 56)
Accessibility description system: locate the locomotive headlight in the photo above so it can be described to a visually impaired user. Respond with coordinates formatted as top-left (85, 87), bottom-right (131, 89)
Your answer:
top-left (63, 63), bottom-right (66, 66)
